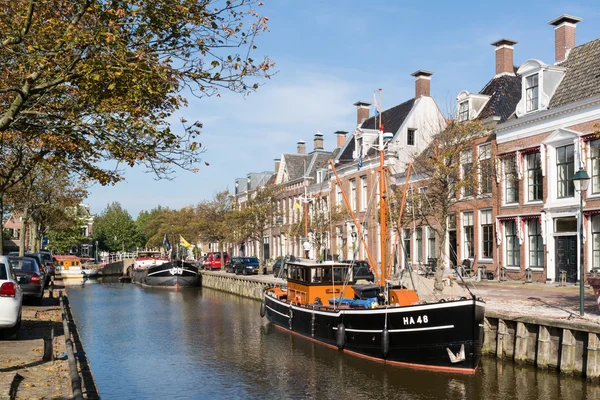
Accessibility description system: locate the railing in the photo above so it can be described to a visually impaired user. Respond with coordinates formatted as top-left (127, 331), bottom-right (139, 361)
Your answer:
top-left (99, 252), bottom-right (138, 264)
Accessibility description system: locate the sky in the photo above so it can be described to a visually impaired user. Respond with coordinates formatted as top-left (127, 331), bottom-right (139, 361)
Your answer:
top-left (85, 0), bottom-right (600, 218)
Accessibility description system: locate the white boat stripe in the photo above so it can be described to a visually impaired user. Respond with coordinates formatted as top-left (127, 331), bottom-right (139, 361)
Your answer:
top-left (266, 296), bottom-right (484, 316)
top-left (331, 325), bottom-right (455, 333)
top-left (266, 305), bottom-right (292, 319)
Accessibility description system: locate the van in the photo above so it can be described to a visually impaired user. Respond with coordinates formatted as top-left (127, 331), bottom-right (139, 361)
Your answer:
top-left (205, 252), bottom-right (229, 271)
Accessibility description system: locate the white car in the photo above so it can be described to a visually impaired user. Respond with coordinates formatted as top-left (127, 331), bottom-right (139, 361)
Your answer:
top-left (0, 255), bottom-right (23, 340)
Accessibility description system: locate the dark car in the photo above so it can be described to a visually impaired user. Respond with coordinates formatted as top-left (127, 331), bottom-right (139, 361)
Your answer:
top-left (341, 260), bottom-right (375, 283)
top-left (8, 252), bottom-right (49, 285)
top-left (225, 257), bottom-right (240, 273)
top-left (8, 257), bottom-right (45, 305)
top-left (233, 257), bottom-right (260, 275)
top-left (36, 251), bottom-right (56, 277)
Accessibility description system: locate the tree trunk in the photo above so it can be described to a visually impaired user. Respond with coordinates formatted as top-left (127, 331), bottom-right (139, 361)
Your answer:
top-left (19, 213), bottom-right (28, 256)
top-left (31, 220), bottom-right (40, 253)
top-left (433, 226), bottom-right (449, 292)
top-left (0, 197), bottom-right (4, 255)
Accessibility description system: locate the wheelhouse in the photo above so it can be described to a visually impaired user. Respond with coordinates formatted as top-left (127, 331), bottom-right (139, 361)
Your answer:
top-left (283, 261), bottom-right (357, 305)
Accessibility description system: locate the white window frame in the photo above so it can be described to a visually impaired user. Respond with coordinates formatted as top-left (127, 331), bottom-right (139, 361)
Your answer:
top-left (461, 150), bottom-right (473, 198)
top-left (360, 176), bottom-right (368, 211)
top-left (504, 156), bottom-right (519, 204)
top-left (479, 143), bottom-right (492, 195)
top-left (458, 100), bottom-right (469, 122)
top-left (525, 73), bottom-right (539, 113)
top-left (479, 209), bottom-right (493, 260)
top-left (527, 219), bottom-right (544, 270)
top-left (350, 179), bottom-right (356, 211)
top-left (462, 211), bottom-right (474, 259)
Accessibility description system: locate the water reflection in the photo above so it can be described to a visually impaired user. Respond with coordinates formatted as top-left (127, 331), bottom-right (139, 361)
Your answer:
top-left (68, 284), bottom-right (599, 400)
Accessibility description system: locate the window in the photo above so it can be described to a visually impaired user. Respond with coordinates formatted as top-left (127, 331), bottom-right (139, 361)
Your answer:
top-left (527, 152), bottom-right (543, 201)
top-left (360, 176), bottom-right (367, 211)
top-left (505, 220), bottom-right (520, 267)
top-left (407, 129), bottom-right (415, 146)
top-left (336, 185), bottom-right (342, 206)
top-left (463, 212), bottom-right (474, 258)
top-left (505, 156), bottom-right (519, 203)
top-left (350, 179), bottom-right (356, 211)
top-left (480, 210), bottom-right (493, 259)
top-left (557, 144), bottom-right (574, 198)
top-left (458, 101), bottom-right (469, 122)
top-left (416, 228), bottom-right (423, 263)
top-left (403, 229), bottom-right (411, 263)
top-left (361, 222), bottom-right (368, 260)
top-left (525, 74), bottom-right (539, 112)
top-left (336, 226), bottom-right (343, 254)
top-left (593, 216), bottom-right (600, 271)
top-left (528, 219), bottom-right (543, 268)
top-left (461, 150), bottom-right (473, 197)
top-left (479, 143), bottom-right (492, 194)
top-left (592, 140), bottom-right (600, 194)
top-left (427, 228), bottom-right (436, 259)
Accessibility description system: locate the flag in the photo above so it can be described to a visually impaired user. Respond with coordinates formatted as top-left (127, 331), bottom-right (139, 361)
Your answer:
top-left (179, 235), bottom-right (191, 248)
top-left (163, 234), bottom-right (171, 251)
top-left (293, 200), bottom-right (302, 210)
top-left (357, 152), bottom-right (363, 170)
top-left (373, 91), bottom-right (380, 118)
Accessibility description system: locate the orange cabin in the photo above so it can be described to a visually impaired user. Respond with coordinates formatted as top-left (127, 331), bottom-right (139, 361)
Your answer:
top-left (53, 255), bottom-right (82, 270)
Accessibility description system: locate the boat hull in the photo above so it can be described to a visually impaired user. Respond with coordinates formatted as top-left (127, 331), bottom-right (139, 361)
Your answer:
top-left (263, 294), bottom-right (484, 373)
top-left (132, 261), bottom-right (199, 288)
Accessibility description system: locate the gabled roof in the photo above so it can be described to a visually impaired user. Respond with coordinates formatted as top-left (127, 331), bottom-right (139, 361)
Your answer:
top-left (337, 98), bottom-right (417, 166)
top-left (550, 38), bottom-right (600, 108)
top-left (360, 98), bottom-right (416, 133)
top-left (283, 154), bottom-right (310, 181)
top-left (477, 72), bottom-right (522, 123)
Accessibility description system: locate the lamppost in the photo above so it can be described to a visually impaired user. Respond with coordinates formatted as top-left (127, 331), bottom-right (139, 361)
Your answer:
top-left (573, 167), bottom-right (590, 316)
top-left (276, 217), bottom-right (284, 258)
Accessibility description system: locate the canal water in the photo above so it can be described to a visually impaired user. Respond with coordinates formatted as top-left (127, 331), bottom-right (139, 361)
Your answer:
top-left (68, 280), bottom-right (600, 400)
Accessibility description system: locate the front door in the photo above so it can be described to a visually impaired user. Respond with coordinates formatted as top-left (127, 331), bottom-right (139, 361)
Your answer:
top-left (449, 231), bottom-right (457, 267)
top-left (555, 236), bottom-right (577, 283)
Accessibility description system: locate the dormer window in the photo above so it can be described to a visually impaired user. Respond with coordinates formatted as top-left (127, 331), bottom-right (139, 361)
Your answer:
top-left (525, 74), bottom-right (539, 112)
top-left (458, 101), bottom-right (469, 122)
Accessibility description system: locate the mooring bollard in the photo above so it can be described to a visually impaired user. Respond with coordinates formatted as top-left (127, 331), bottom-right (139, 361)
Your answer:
top-left (49, 275), bottom-right (54, 299)
top-left (43, 326), bottom-right (54, 362)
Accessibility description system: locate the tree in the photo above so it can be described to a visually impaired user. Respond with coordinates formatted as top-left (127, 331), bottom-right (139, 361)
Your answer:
top-left (195, 190), bottom-right (233, 262)
top-left (0, 1), bottom-right (274, 204)
top-left (236, 185), bottom-right (278, 268)
top-left (93, 202), bottom-right (143, 252)
top-left (403, 120), bottom-right (489, 291)
top-left (136, 205), bottom-right (170, 249)
top-left (306, 195), bottom-right (344, 260)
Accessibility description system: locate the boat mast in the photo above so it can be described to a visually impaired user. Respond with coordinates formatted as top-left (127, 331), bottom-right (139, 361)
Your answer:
top-left (377, 89), bottom-right (387, 288)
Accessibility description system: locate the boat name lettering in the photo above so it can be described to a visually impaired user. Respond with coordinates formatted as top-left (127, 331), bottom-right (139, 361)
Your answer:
top-left (403, 315), bottom-right (428, 325)
top-left (169, 267), bottom-right (183, 275)
top-left (325, 289), bottom-right (341, 294)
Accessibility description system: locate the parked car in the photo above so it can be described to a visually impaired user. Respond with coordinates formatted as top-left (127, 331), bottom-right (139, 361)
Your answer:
top-left (8, 252), bottom-right (48, 284)
top-left (233, 257), bottom-right (260, 275)
top-left (205, 252), bottom-right (229, 271)
top-left (341, 260), bottom-right (375, 282)
top-left (0, 255), bottom-right (23, 339)
top-left (197, 255), bottom-right (208, 270)
top-left (225, 257), bottom-right (240, 273)
top-left (8, 256), bottom-right (45, 305)
top-left (36, 251), bottom-right (56, 277)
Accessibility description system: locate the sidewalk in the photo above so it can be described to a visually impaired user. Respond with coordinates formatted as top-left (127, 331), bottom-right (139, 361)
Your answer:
top-left (466, 280), bottom-right (600, 324)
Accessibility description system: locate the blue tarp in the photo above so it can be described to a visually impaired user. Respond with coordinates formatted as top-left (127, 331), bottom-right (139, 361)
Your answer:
top-left (328, 297), bottom-right (378, 309)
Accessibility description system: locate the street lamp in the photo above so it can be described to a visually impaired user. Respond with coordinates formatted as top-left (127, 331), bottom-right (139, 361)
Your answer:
top-left (276, 217), bottom-right (284, 258)
top-left (573, 167), bottom-right (590, 316)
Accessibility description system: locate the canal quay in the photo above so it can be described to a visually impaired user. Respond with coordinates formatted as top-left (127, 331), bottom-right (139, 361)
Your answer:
top-left (3, 271), bottom-right (600, 399)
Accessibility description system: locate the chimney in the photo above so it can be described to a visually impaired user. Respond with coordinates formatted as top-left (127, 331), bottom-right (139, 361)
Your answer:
top-left (353, 101), bottom-right (371, 124)
top-left (491, 39), bottom-right (517, 76)
top-left (274, 158), bottom-right (280, 172)
top-left (297, 140), bottom-right (306, 155)
top-left (549, 14), bottom-right (582, 63)
top-left (411, 70), bottom-right (433, 98)
top-left (313, 131), bottom-right (324, 151)
top-left (334, 130), bottom-right (348, 148)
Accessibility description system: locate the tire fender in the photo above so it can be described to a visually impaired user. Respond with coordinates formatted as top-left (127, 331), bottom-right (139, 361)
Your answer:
top-left (381, 328), bottom-right (390, 358)
top-left (336, 323), bottom-right (346, 349)
top-left (288, 308), bottom-right (294, 330)
top-left (260, 301), bottom-right (266, 318)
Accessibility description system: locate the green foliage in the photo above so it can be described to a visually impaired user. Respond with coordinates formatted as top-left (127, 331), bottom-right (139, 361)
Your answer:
top-left (93, 202), bottom-right (144, 251)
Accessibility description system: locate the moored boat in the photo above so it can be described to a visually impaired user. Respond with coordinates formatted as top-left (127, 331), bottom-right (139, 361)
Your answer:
top-left (54, 255), bottom-right (100, 279)
top-left (132, 251), bottom-right (199, 287)
top-left (262, 260), bottom-right (484, 373)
